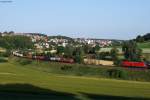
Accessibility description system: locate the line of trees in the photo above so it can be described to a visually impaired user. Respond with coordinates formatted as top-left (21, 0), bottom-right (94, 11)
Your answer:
top-left (0, 35), bottom-right (33, 50)
top-left (136, 33), bottom-right (150, 42)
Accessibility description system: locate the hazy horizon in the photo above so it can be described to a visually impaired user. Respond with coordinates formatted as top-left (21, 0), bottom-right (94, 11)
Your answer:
top-left (0, 0), bottom-right (150, 39)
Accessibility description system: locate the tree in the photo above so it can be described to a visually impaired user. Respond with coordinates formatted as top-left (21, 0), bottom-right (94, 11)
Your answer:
top-left (94, 45), bottom-right (100, 53)
top-left (57, 46), bottom-right (65, 55)
top-left (135, 33), bottom-right (150, 42)
top-left (0, 32), bottom-right (2, 36)
top-left (90, 45), bottom-right (100, 54)
top-left (142, 33), bottom-right (150, 41)
top-left (8, 31), bottom-right (14, 35)
top-left (136, 35), bottom-right (144, 42)
top-left (3, 31), bottom-right (8, 34)
top-left (74, 47), bottom-right (84, 63)
top-left (64, 45), bottom-right (74, 58)
top-left (0, 35), bottom-right (33, 50)
top-left (110, 47), bottom-right (119, 65)
top-left (83, 44), bottom-right (91, 54)
top-left (122, 40), bottom-right (142, 61)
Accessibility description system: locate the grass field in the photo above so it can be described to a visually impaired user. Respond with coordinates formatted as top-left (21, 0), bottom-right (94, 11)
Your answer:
top-left (138, 42), bottom-right (150, 48)
top-left (0, 61), bottom-right (150, 100)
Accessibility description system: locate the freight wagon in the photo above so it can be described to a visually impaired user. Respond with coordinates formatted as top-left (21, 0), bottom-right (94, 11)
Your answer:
top-left (60, 58), bottom-right (74, 63)
top-left (49, 57), bottom-right (61, 62)
top-left (32, 56), bottom-right (45, 60)
top-left (49, 57), bottom-right (74, 63)
top-left (12, 51), bottom-right (23, 57)
top-left (84, 59), bottom-right (114, 66)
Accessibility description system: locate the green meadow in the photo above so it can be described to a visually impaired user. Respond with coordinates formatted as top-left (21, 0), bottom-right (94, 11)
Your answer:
top-left (0, 58), bottom-right (150, 100)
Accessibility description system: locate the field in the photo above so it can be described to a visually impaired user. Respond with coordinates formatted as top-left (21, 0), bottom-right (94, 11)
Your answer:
top-left (0, 60), bottom-right (150, 100)
top-left (135, 41), bottom-right (150, 60)
top-left (138, 42), bottom-right (150, 48)
top-left (100, 48), bottom-right (150, 54)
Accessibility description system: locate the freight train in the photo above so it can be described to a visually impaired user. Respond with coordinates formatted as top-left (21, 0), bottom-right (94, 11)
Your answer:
top-left (13, 51), bottom-right (150, 68)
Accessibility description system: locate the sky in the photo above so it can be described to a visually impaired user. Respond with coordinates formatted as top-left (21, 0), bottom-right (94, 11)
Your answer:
top-left (0, 0), bottom-right (150, 40)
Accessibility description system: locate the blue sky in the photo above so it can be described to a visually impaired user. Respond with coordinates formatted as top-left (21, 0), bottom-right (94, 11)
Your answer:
top-left (0, 0), bottom-right (150, 39)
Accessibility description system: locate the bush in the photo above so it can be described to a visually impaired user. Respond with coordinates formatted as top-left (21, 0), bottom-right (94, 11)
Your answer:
top-left (19, 59), bottom-right (32, 65)
top-left (3, 50), bottom-right (11, 57)
top-left (114, 59), bottom-right (122, 66)
top-left (0, 51), bottom-right (11, 57)
top-left (0, 58), bottom-right (8, 63)
top-left (61, 65), bottom-right (72, 71)
top-left (107, 68), bottom-right (128, 79)
top-left (74, 55), bottom-right (83, 64)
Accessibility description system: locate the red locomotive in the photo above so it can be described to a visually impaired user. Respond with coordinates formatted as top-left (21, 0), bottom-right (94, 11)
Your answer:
top-left (122, 61), bottom-right (147, 68)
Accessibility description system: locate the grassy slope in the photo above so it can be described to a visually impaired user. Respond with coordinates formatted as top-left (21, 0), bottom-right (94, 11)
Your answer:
top-left (0, 62), bottom-right (150, 100)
